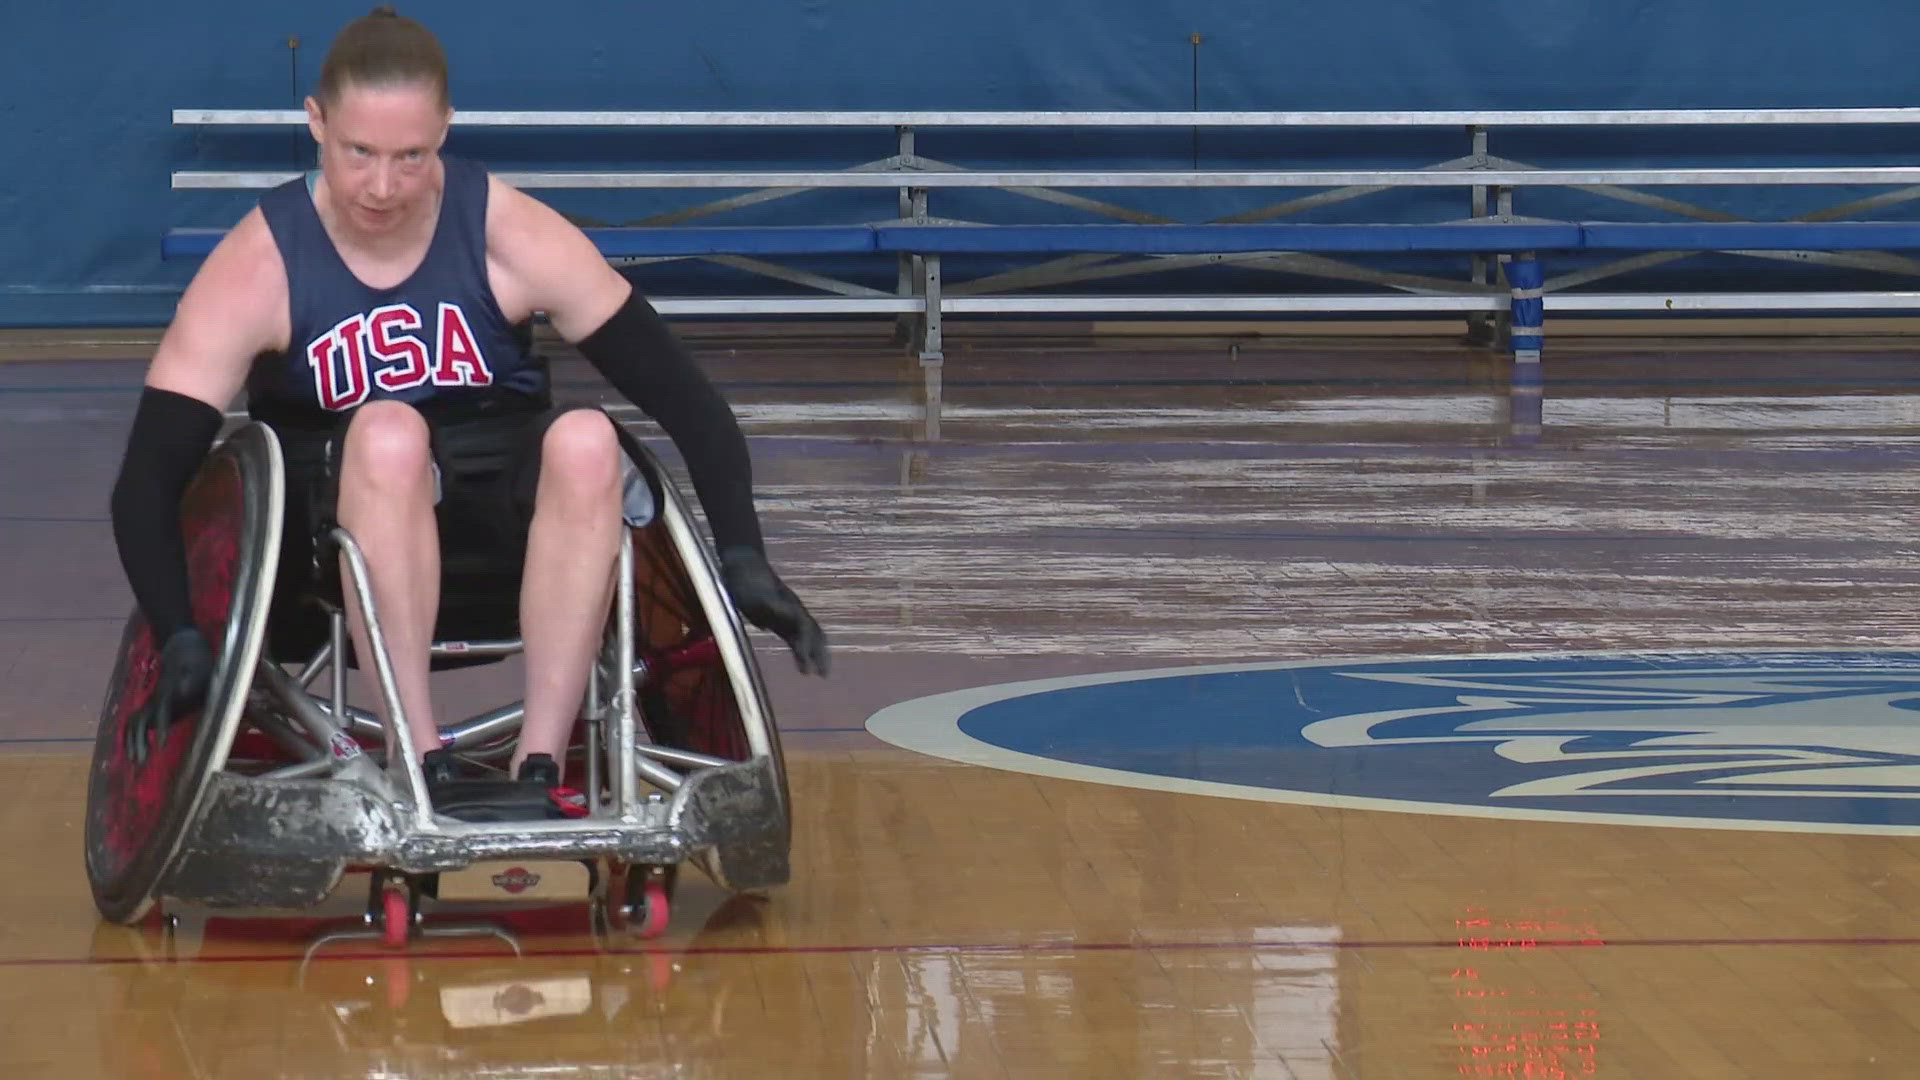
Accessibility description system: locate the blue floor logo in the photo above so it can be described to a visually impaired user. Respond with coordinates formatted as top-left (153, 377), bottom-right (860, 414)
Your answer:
top-left (865, 651), bottom-right (1920, 834)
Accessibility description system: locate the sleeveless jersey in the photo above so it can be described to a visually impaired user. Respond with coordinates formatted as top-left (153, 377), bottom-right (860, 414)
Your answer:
top-left (246, 156), bottom-right (548, 428)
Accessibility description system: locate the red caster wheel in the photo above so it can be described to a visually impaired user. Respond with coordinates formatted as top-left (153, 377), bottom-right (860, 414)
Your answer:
top-left (368, 873), bottom-right (415, 949)
top-left (381, 887), bottom-right (411, 949)
top-left (607, 864), bottom-right (677, 939)
top-left (633, 876), bottom-right (671, 940)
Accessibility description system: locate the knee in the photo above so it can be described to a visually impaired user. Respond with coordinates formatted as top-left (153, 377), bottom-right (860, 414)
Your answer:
top-left (338, 401), bottom-right (433, 493)
top-left (539, 410), bottom-right (623, 501)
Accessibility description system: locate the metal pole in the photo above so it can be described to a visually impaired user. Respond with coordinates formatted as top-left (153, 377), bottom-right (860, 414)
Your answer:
top-left (331, 528), bottom-right (435, 830)
top-left (1468, 125), bottom-right (1492, 345)
top-left (613, 534), bottom-right (639, 819)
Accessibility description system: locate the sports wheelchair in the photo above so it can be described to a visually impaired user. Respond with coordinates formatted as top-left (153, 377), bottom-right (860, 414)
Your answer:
top-left (83, 420), bottom-right (790, 945)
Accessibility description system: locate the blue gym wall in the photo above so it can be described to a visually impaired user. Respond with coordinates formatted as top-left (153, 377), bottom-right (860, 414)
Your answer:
top-left (3, 1), bottom-right (1917, 327)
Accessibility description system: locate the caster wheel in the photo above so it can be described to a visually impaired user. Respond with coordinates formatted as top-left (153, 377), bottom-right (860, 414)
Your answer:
top-left (381, 887), bottom-right (411, 949)
top-left (608, 864), bottom-right (677, 939)
top-left (633, 876), bottom-right (671, 940)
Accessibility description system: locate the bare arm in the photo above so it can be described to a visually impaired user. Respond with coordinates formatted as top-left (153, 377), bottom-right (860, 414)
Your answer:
top-left (483, 176), bottom-right (629, 342)
top-left (482, 179), bottom-right (767, 543)
top-left (146, 208), bottom-right (289, 407)
top-left (110, 209), bottom-right (286, 647)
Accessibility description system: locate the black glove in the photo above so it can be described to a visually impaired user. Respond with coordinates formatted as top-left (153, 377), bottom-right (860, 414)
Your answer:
top-left (718, 547), bottom-right (830, 676)
top-left (125, 627), bottom-right (214, 765)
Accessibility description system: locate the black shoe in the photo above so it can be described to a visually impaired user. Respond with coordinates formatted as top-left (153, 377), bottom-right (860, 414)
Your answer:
top-left (425, 750), bottom-right (550, 822)
top-left (422, 748), bottom-right (462, 787)
top-left (517, 753), bottom-right (561, 787)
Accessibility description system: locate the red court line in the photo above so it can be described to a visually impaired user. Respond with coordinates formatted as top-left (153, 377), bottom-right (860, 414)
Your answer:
top-left (12, 935), bottom-right (1920, 969)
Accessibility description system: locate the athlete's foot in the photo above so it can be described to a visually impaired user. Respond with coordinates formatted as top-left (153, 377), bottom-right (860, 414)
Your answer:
top-left (517, 753), bottom-right (560, 787)
top-left (418, 750), bottom-right (575, 821)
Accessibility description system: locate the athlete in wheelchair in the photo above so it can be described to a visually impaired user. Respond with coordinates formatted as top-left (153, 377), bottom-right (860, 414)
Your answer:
top-left (87, 10), bottom-right (827, 943)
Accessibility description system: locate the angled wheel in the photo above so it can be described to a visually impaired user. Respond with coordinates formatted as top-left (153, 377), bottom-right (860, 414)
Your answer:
top-left (623, 443), bottom-right (786, 779)
top-left (620, 438), bottom-right (791, 893)
top-left (85, 423), bottom-right (284, 924)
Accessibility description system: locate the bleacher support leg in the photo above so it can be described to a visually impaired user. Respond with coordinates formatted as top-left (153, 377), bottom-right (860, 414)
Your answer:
top-left (893, 143), bottom-right (922, 347)
top-left (916, 254), bottom-right (945, 441)
top-left (1506, 252), bottom-right (1545, 445)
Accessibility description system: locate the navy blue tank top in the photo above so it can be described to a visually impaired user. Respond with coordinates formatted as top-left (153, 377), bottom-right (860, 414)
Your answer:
top-left (247, 156), bottom-right (548, 428)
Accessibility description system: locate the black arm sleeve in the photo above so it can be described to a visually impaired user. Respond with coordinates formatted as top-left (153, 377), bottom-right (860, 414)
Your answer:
top-left (575, 289), bottom-right (765, 555)
top-left (110, 388), bottom-right (224, 640)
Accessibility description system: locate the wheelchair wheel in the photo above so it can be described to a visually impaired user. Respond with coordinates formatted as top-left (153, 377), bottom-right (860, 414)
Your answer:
top-left (624, 442), bottom-right (791, 868)
top-left (85, 423), bottom-right (284, 924)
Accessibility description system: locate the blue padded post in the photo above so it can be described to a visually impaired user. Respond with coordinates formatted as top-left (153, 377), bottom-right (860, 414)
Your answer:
top-left (1506, 253), bottom-right (1544, 445)
top-left (1506, 252), bottom-right (1545, 361)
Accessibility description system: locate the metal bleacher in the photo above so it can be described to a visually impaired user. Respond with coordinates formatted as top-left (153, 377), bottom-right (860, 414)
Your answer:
top-left (169, 108), bottom-right (1920, 436)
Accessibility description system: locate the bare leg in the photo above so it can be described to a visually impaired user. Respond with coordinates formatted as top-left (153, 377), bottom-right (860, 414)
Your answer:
top-left (334, 401), bottom-right (443, 762)
top-left (513, 409), bottom-right (623, 774)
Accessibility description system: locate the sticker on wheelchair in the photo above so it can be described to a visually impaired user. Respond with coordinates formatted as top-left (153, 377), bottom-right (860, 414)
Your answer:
top-left (327, 732), bottom-right (363, 763)
top-left (437, 860), bottom-right (593, 903)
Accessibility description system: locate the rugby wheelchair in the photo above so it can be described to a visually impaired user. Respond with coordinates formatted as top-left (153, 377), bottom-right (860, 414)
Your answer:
top-left (83, 420), bottom-right (790, 946)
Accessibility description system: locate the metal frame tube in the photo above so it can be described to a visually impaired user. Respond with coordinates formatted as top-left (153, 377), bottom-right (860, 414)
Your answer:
top-left (260, 758), bottom-right (336, 781)
top-left (637, 744), bottom-right (731, 770)
top-left (295, 640), bottom-right (332, 689)
top-left (328, 528), bottom-right (435, 829)
top-left (586, 649), bottom-right (605, 816)
top-left (242, 704), bottom-right (323, 764)
top-left (257, 660), bottom-right (351, 749)
top-left (436, 702), bottom-right (527, 750)
top-left (612, 534), bottom-right (638, 819)
top-left (429, 640), bottom-right (524, 659)
top-left (330, 610), bottom-right (347, 720)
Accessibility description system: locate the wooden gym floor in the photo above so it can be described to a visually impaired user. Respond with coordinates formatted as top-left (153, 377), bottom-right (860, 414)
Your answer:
top-left (2, 328), bottom-right (1918, 1077)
